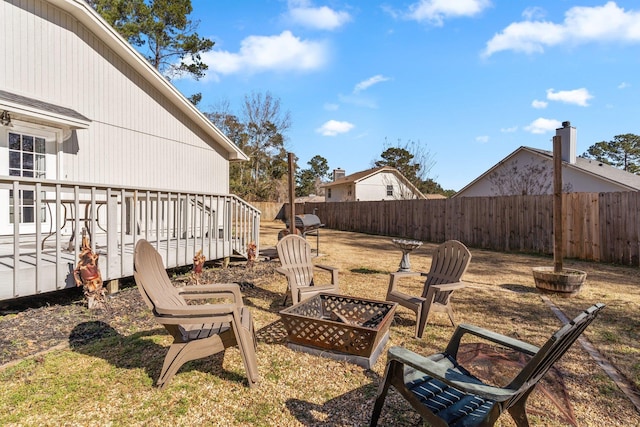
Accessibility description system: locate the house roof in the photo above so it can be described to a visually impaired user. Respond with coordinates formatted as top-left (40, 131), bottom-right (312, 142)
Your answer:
top-left (40, 0), bottom-right (248, 161)
top-left (0, 90), bottom-right (91, 129)
top-left (322, 166), bottom-right (393, 187)
top-left (527, 147), bottom-right (640, 190)
top-left (295, 195), bottom-right (325, 203)
top-left (454, 146), bottom-right (640, 196)
top-left (321, 166), bottom-right (427, 198)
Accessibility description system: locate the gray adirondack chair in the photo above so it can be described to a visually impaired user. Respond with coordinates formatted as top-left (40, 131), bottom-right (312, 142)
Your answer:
top-left (133, 239), bottom-right (259, 389)
top-left (370, 303), bottom-right (605, 427)
top-left (276, 234), bottom-right (339, 305)
top-left (386, 240), bottom-right (471, 338)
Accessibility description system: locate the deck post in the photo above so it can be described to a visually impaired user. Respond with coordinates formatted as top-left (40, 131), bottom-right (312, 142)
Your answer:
top-left (105, 279), bottom-right (119, 295)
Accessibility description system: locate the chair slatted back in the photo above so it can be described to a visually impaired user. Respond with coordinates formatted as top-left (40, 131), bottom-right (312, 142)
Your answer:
top-left (505, 303), bottom-right (605, 407)
top-left (134, 239), bottom-right (187, 312)
top-left (422, 240), bottom-right (472, 304)
top-left (276, 234), bottom-right (314, 289)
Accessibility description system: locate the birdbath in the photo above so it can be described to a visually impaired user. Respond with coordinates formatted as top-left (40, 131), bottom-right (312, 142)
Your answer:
top-left (392, 239), bottom-right (423, 272)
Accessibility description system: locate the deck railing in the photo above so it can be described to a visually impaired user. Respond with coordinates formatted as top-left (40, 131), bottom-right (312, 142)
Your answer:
top-left (0, 176), bottom-right (260, 300)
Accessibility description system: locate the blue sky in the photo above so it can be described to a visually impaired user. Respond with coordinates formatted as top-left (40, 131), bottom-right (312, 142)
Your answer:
top-left (172, 0), bottom-right (640, 191)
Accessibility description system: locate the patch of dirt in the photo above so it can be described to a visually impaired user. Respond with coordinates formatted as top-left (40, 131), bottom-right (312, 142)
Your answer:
top-left (0, 260), bottom-right (277, 367)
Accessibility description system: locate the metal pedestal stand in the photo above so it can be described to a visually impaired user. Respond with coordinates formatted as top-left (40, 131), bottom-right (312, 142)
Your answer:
top-left (392, 239), bottom-right (423, 272)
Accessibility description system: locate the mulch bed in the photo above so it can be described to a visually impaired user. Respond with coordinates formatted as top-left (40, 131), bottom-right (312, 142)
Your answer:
top-left (0, 260), bottom-right (277, 367)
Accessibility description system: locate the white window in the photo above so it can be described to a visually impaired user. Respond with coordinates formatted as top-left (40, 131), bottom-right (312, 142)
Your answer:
top-left (386, 185), bottom-right (393, 196)
top-left (327, 188), bottom-right (332, 199)
top-left (8, 131), bottom-right (47, 224)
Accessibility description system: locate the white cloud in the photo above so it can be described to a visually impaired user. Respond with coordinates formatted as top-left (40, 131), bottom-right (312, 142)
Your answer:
top-left (524, 118), bottom-right (562, 134)
top-left (501, 126), bottom-right (518, 133)
top-left (201, 31), bottom-right (328, 78)
top-left (522, 6), bottom-right (546, 21)
top-left (532, 99), bottom-right (548, 109)
top-left (618, 82), bottom-right (630, 89)
top-left (353, 75), bottom-right (390, 93)
top-left (316, 120), bottom-right (355, 136)
top-left (405, 0), bottom-right (492, 26)
top-left (546, 88), bottom-right (593, 106)
top-left (338, 93), bottom-right (378, 109)
top-left (475, 135), bottom-right (489, 143)
top-left (323, 103), bottom-right (339, 111)
top-left (483, 2), bottom-right (640, 57)
top-left (286, 0), bottom-right (351, 30)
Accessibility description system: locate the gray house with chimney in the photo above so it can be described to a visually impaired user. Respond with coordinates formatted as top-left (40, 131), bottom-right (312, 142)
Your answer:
top-left (454, 122), bottom-right (640, 197)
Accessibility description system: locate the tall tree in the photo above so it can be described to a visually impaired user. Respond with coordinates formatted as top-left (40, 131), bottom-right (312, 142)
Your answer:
top-left (241, 92), bottom-right (291, 201)
top-left (373, 138), bottom-right (446, 196)
top-left (205, 107), bottom-right (249, 196)
top-left (375, 147), bottom-right (421, 182)
top-left (582, 134), bottom-right (640, 174)
top-left (205, 92), bottom-right (291, 201)
top-left (89, 0), bottom-right (214, 80)
top-left (296, 155), bottom-right (330, 197)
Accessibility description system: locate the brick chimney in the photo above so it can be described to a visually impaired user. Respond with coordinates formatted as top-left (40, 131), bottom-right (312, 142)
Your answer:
top-left (556, 121), bottom-right (577, 164)
top-left (332, 168), bottom-right (345, 181)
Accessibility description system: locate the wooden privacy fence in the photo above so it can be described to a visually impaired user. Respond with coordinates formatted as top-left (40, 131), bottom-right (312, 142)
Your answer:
top-left (299, 192), bottom-right (640, 266)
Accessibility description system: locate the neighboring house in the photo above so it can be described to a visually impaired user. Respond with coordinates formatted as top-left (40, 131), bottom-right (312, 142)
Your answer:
top-left (295, 195), bottom-right (325, 203)
top-left (322, 167), bottom-right (426, 201)
top-left (0, 0), bottom-right (259, 300)
top-left (454, 122), bottom-right (640, 197)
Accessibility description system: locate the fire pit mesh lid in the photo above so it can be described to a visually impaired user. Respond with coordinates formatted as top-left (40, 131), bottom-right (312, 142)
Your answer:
top-left (284, 294), bottom-right (394, 327)
top-left (280, 294), bottom-right (397, 357)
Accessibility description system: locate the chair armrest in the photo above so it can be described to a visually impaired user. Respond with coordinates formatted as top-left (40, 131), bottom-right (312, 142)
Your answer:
top-left (388, 346), bottom-right (519, 402)
top-left (430, 281), bottom-right (466, 292)
top-left (315, 264), bottom-right (338, 273)
top-left (179, 283), bottom-right (243, 305)
top-left (154, 302), bottom-right (237, 321)
top-left (315, 264), bottom-right (339, 285)
top-left (445, 323), bottom-right (540, 358)
top-left (387, 271), bottom-right (425, 294)
top-left (275, 267), bottom-right (296, 282)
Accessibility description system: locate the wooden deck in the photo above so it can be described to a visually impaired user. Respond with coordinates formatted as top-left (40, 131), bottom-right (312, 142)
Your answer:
top-left (0, 177), bottom-right (261, 301)
top-left (0, 233), bottom-right (246, 301)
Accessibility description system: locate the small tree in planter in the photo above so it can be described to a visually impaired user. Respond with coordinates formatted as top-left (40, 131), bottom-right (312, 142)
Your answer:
top-left (532, 126), bottom-right (587, 296)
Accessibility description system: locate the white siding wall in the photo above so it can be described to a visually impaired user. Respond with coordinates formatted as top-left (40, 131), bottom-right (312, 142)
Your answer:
top-left (561, 167), bottom-right (630, 193)
top-left (355, 172), bottom-right (416, 201)
top-left (1, 0), bottom-right (229, 194)
top-left (327, 185), bottom-right (352, 202)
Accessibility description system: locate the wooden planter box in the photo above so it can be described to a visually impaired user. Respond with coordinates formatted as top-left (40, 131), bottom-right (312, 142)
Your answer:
top-left (280, 294), bottom-right (397, 368)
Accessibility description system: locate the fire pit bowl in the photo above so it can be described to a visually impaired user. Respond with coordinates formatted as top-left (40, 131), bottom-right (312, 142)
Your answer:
top-left (280, 293), bottom-right (397, 368)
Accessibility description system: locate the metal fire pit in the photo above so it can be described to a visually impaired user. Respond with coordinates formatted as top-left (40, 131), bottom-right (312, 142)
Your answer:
top-left (280, 293), bottom-right (397, 368)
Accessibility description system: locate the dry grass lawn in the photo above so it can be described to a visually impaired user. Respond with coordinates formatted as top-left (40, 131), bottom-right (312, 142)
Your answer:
top-left (1, 220), bottom-right (639, 426)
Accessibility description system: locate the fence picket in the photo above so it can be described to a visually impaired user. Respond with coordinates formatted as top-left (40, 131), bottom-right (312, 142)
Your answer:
top-left (295, 191), bottom-right (638, 266)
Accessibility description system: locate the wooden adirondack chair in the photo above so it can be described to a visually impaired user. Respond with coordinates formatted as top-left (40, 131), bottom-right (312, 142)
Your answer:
top-left (370, 303), bottom-right (605, 427)
top-left (386, 240), bottom-right (472, 338)
top-left (276, 234), bottom-right (339, 305)
top-left (133, 239), bottom-right (259, 389)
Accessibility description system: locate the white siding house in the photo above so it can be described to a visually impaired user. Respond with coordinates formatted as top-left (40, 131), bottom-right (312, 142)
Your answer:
top-left (0, 0), bottom-right (259, 300)
top-left (322, 167), bottom-right (426, 201)
top-left (454, 122), bottom-right (640, 197)
top-left (1, 0), bottom-right (247, 193)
